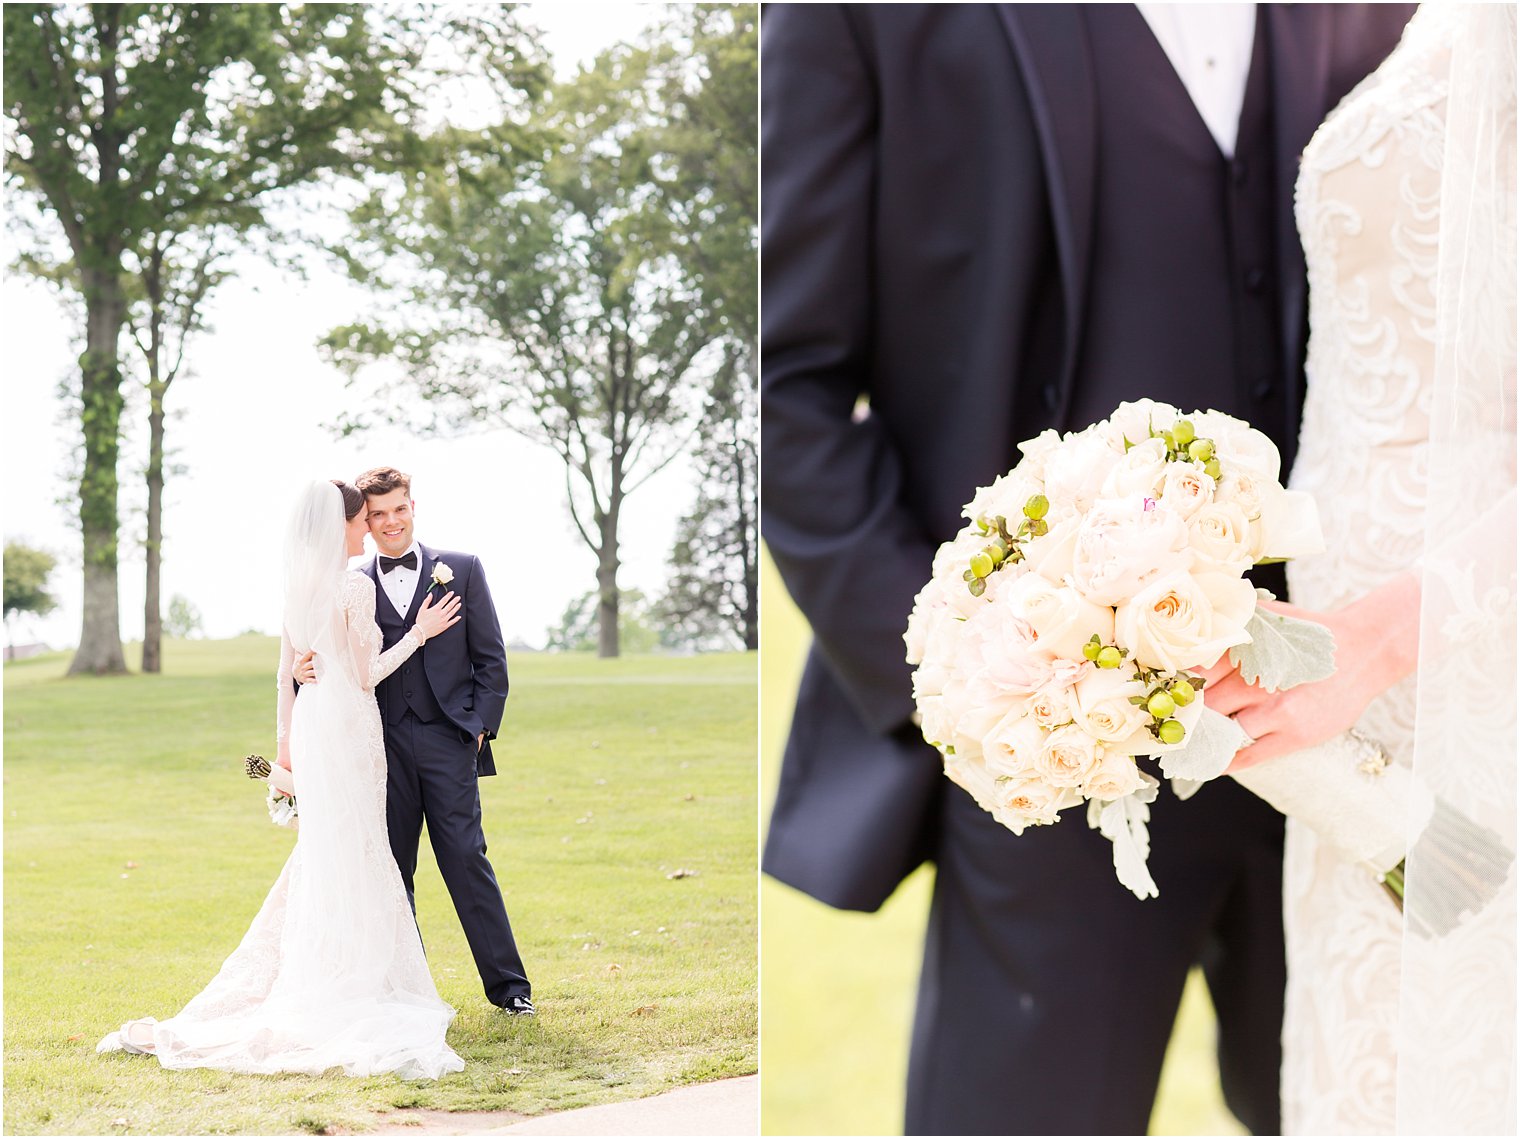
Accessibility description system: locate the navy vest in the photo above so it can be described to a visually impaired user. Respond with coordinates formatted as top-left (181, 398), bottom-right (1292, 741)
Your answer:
top-left (1072, 5), bottom-right (1291, 469)
top-left (374, 573), bottom-right (446, 725)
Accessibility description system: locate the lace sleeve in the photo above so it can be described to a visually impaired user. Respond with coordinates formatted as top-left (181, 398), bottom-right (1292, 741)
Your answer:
top-left (276, 627), bottom-right (295, 763)
top-left (343, 574), bottom-right (424, 693)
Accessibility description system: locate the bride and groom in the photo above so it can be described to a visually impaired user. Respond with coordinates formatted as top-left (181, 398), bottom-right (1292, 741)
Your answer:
top-left (762, 3), bottom-right (1513, 1135)
top-left (100, 467), bottom-right (532, 1078)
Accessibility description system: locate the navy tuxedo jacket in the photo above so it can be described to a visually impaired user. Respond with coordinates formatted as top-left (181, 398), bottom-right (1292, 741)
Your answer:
top-left (761, 4), bottom-right (1415, 911)
top-left (365, 543), bottom-right (509, 776)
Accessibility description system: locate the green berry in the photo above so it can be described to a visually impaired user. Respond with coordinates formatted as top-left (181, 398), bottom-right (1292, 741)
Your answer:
top-left (1096, 646), bottom-right (1123, 669)
top-left (1082, 639), bottom-right (1101, 662)
top-left (1147, 691), bottom-right (1177, 719)
top-left (1157, 718), bottom-right (1186, 746)
top-left (1187, 438), bottom-right (1215, 463)
top-left (1204, 457), bottom-right (1222, 479)
top-left (1172, 419), bottom-right (1196, 447)
top-left (1024, 494), bottom-right (1050, 521)
top-left (970, 551), bottom-right (994, 579)
top-left (983, 544), bottom-right (1006, 567)
top-left (1169, 678), bottom-right (1196, 707)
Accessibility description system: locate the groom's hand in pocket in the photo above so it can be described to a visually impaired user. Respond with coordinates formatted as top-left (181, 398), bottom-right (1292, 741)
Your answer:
top-left (293, 651), bottom-right (317, 686)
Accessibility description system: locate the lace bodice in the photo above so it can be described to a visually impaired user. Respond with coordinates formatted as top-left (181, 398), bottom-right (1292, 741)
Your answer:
top-left (275, 572), bottom-right (423, 747)
top-left (1281, 8), bottom-right (1456, 1133)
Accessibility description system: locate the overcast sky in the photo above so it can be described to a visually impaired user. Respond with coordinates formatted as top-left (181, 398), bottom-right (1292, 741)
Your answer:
top-left (3, 2), bottom-right (714, 651)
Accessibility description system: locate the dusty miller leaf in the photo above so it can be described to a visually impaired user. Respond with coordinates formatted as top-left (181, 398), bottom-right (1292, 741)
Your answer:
top-left (1229, 604), bottom-right (1337, 693)
top-left (1089, 775), bottom-right (1161, 900)
top-left (1159, 706), bottom-right (1250, 786)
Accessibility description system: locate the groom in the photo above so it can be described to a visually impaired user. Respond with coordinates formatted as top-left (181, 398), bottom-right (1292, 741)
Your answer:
top-left (296, 466), bottom-right (533, 1015)
top-left (762, 4), bottom-right (1413, 1135)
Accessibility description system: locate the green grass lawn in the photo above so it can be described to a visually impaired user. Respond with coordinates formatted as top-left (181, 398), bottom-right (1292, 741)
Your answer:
top-left (4, 638), bottom-right (757, 1135)
top-left (759, 553), bottom-right (1246, 1136)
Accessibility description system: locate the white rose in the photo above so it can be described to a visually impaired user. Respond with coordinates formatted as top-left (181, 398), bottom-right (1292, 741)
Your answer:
top-left (1102, 399), bottom-right (1181, 450)
top-left (982, 707), bottom-right (1047, 780)
top-left (1004, 572), bottom-right (1116, 661)
top-left (1021, 517), bottom-right (1078, 582)
top-left (1188, 502), bottom-right (1255, 575)
top-left (1071, 665), bottom-right (1151, 745)
top-left (964, 470), bottom-right (1041, 528)
top-left (1253, 484), bottom-right (1326, 560)
top-left (995, 775), bottom-right (1077, 826)
top-left (1024, 683), bottom-right (1077, 730)
top-left (1215, 469), bottom-right (1265, 520)
top-left (1042, 431), bottom-right (1121, 513)
top-left (431, 562), bottom-right (455, 588)
top-left (917, 696), bottom-right (950, 748)
top-left (1014, 428), bottom-right (1066, 483)
top-left (1114, 569), bottom-right (1258, 673)
top-left (1190, 412), bottom-right (1281, 482)
top-left (1082, 751), bottom-right (1148, 802)
top-left (1032, 723), bottom-right (1103, 789)
top-left (1069, 495), bottom-right (1193, 606)
top-left (1101, 436), bottom-right (1170, 499)
top-left (1159, 462), bottom-right (1216, 520)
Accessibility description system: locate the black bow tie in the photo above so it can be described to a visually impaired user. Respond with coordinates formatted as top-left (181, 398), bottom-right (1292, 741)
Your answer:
top-left (379, 552), bottom-right (418, 574)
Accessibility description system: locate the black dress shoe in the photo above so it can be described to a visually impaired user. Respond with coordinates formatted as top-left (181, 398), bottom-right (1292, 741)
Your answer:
top-left (501, 995), bottom-right (536, 1017)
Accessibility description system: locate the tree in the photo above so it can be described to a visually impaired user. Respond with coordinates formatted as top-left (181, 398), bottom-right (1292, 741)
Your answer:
top-left (656, 356), bottom-right (757, 650)
top-left (545, 588), bottom-right (660, 654)
top-left (326, 31), bottom-right (718, 659)
top-left (127, 226), bottom-right (228, 672)
top-left (641, 5), bottom-right (758, 649)
top-left (4, 4), bottom-right (453, 674)
top-left (4, 541), bottom-right (58, 660)
top-left (162, 593), bottom-right (203, 640)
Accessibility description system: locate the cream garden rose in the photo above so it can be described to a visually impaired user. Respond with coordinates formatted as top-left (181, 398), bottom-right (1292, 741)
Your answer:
top-left (1004, 571), bottom-right (1116, 660)
top-left (1160, 462), bottom-right (1216, 519)
top-left (1033, 724), bottom-right (1103, 789)
top-left (1069, 495), bottom-right (1192, 606)
top-left (1188, 501), bottom-right (1255, 574)
top-left (1071, 665), bottom-right (1152, 746)
top-left (1114, 569), bottom-right (1257, 673)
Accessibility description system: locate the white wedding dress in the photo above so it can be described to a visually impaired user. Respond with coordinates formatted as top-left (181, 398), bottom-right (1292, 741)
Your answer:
top-left (1285, 4), bottom-right (1515, 1133)
top-left (98, 561), bottom-right (464, 1080)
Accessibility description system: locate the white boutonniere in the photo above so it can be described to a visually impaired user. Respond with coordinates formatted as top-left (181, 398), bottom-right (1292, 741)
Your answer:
top-left (430, 562), bottom-right (455, 590)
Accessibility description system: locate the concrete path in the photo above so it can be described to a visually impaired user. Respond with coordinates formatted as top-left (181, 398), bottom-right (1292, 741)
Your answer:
top-left (368, 1074), bottom-right (758, 1136)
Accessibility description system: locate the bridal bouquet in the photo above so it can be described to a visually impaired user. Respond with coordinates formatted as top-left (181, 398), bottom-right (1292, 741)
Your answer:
top-left (245, 754), bottom-right (298, 829)
top-left (905, 400), bottom-right (1333, 899)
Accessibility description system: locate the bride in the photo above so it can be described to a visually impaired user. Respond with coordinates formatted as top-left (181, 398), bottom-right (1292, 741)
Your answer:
top-left (1205, 4), bottom-right (1515, 1132)
top-left (98, 480), bottom-right (467, 1079)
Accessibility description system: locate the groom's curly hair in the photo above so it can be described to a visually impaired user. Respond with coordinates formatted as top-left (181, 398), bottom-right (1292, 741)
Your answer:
top-left (355, 466), bottom-right (412, 500)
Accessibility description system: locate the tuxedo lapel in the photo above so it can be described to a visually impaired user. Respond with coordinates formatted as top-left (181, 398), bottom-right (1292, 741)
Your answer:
top-left (1266, 5), bottom-right (1333, 422)
top-left (996, 4), bottom-right (1095, 424)
top-left (405, 544), bottom-right (435, 625)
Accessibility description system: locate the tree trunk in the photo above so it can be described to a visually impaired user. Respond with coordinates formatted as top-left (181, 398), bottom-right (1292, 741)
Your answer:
top-left (596, 505), bottom-right (621, 659)
top-left (142, 394), bottom-right (165, 673)
top-left (68, 269), bottom-right (128, 676)
top-left (732, 415), bottom-right (758, 651)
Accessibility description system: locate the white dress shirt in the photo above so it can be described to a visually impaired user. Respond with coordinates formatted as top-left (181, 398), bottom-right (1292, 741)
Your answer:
top-left (1135, 3), bottom-right (1258, 158)
top-left (377, 541), bottom-right (421, 619)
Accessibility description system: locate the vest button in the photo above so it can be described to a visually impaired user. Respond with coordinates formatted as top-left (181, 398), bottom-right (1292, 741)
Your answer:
top-left (1245, 267), bottom-right (1266, 292)
top-left (1042, 383), bottom-right (1059, 411)
top-left (1231, 158), bottom-right (1248, 185)
top-left (1252, 379), bottom-right (1275, 400)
